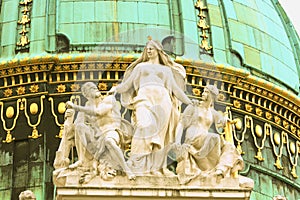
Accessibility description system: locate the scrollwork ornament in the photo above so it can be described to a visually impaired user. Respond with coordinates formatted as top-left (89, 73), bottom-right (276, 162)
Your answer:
top-left (285, 133), bottom-right (298, 178)
top-left (49, 95), bottom-right (80, 138)
top-left (269, 126), bottom-right (284, 170)
top-left (23, 96), bottom-right (45, 139)
top-left (233, 115), bottom-right (252, 155)
top-left (250, 120), bottom-right (267, 161)
top-left (0, 99), bottom-right (21, 143)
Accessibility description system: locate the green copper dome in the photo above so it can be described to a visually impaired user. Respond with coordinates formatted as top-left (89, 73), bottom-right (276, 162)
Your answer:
top-left (206, 0), bottom-right (299, 94)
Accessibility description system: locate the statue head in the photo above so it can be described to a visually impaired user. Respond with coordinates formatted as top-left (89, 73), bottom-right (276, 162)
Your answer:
top-left (81, 82), bottom-right (101, 99)
top-left (19, 190), bottom-right (36, 200)
top-left (205, 85), bottom-right (219, 102)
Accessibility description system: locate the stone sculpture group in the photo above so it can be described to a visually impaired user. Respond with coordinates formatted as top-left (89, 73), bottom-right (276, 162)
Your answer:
top-left (53, 39), bottom-right (253, 189)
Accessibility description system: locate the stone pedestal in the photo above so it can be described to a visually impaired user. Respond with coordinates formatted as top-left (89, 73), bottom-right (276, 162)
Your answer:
top-left (55, 175), bottom-right (253, 200)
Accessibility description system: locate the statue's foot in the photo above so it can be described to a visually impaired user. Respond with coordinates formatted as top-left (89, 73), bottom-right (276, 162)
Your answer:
top-left (214, 169), bottom-right (224, 183)
top-left (127, 172), bottom-right (136, 180)
top-left (69, 160), bottom-right (82, 169)
top-left (150, 170), bottom-right (163, 176)
top-left (162, 168), bottom-right (176, 177)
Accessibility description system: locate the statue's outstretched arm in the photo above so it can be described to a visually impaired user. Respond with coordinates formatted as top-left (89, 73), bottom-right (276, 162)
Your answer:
top-left (66, 100), bottom-right (112, 117)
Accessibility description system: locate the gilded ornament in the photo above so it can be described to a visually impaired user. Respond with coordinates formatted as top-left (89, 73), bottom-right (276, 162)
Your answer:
top-left (58, 102), bottom-right (66, 114)
top-left (192, 88), bottom-right (201, 96)
top-left (106, 63), bottom-right (112, 69)
top-left (274, 158), bottom-right (283, 170)
top-left (88, 63), bottom-right (95, 69)
top-left (20, 0), bottom-right (33, 6)
top-left (290, 125), bottom-right (296, 134)
top-left (265, 112), bottom-right (272, 120)
top-left (55, 66), bottom-right (62, 71)
top-left (186, 67), bottom-right (192, 73)
top-left (40, 65), bottom-right (47, 70)
top-left (16, 86), bottom-right (26, 95)
top-left (291, 166), bottom-right (298, 178)
top-left (113, 63), bottom-right (120, 69)
top-left (30, 103), bottom-right (38, 115)
top-left (56, 84), bottom-right (66, 93)
top-left (24, 66), bottom-right (30, 71)
top-left (279, 98), bottom-right (284, 103)
top-left (255, 107), bottom-right (263, 116)
top-left (217, 93), bottom-right (226, 101)
top-left (29, 84), bottom-right (39, 93)
top-left (254, 149), bottom-right (264, 161)
top-left (98, 82), bottom-right (108, 91)
top-left (262, 90), bottom-right (267, 96)
top-left (2, 131), bottom-right (15, 143)
top-left (245, 104), bottom-right (253, 112)
top-left (71, 64), bottom-right (78, 70)
top-left (233, 118), bottom-right (242, 130)
top-left (6, 106), bottom-right (14, 118)
top-left (79, 63), bottom-right (86, 69)
top-left (282, 120), bottom-right (289, 129)
top-left (290, 141), bottom-right (296, 154)
top-left (250, 86), bottom-right (256, 91)
top-left (8, 69), bottom-right (14, 74)
top-left (1, 70), bottom-right (6, 76)
top-left (17, 34), bottom-right (30, 47)
top-left (297, 129), bottom-right (300, 137)
top-left (63, 65), bottom-right (70, 71)
top-left (233, 100), bottom-right (241, 108)
top-left (3, 88), bottom-right (13, 97)
top-left (268, 93), bottom-right (273, 98)
top-left (121, 64), bottom-right (128, 69)
top-left (28, 127), bottom-right (42, 139)
top-left (96, 63), bottom-right (104, 69)
top-left (32, 65), bottom-right (39, 71)
top-left (18, 14), bottom-right (30, 25)
top-left (255, 125), bottom-right (263, 137)
top-left (70, 84), bottom-right (80, 92)
top-left (256, 87), bottom-right (262, 93)
top-left (16, 67), bottom-right (23, 73)
top-left (195, 0), bottom-right (206, 9)
top-left (274, 132), bottom-right (280, 145)
top-left (274, 116), bottom-right (281, 124)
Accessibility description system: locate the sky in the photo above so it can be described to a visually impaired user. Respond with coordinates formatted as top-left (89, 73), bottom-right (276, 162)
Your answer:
top-left (279, 0), bottom-right (300, 35)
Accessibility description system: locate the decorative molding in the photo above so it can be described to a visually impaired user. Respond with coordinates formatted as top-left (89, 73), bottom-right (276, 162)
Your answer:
top-left (195, 0), bottom-right (212, 53)
top-left (16, 0), bottom-right (33, 51)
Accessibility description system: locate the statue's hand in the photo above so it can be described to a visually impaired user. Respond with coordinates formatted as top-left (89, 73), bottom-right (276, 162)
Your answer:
top-left (108, 86), bottom-right (117, 95)
top-left (66, 101), bottom-right (74, 109)
top-left (191, 99), bottom-right (199, 106)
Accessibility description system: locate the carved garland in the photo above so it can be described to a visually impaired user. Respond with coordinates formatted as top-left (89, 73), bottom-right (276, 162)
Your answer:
top-left (16, 0), bottom-right (33, 51)
top-left (195, 0), bottom-right (213, 53)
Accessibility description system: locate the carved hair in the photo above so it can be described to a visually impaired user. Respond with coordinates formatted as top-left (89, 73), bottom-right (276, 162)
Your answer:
top-left (206, 85), bottom-right (219, 102)
top-left (81, 82), bottom-right (97, 98)
top-left (19, 190), bottom-right (36, 200)
top-left (123, 39), bottom-right (185, 79)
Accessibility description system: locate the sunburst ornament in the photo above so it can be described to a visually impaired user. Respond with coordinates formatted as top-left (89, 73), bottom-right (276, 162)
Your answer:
top-left (16, 86), bottom-right (26, 95)
top-left (98, 82), bottom-right (108, 91)
top-left (70, 84), bottom-right (80, 92)
top-left (29, 84), bottom-right (39, 93)
top-left (3, 88), bottom-right (13, 97)
top-left (56, 84), bottom-right (66, 93)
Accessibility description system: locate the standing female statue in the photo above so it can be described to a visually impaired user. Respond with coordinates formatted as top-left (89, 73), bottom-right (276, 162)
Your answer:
top-left (113, 39), bottom-right (192, 175)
